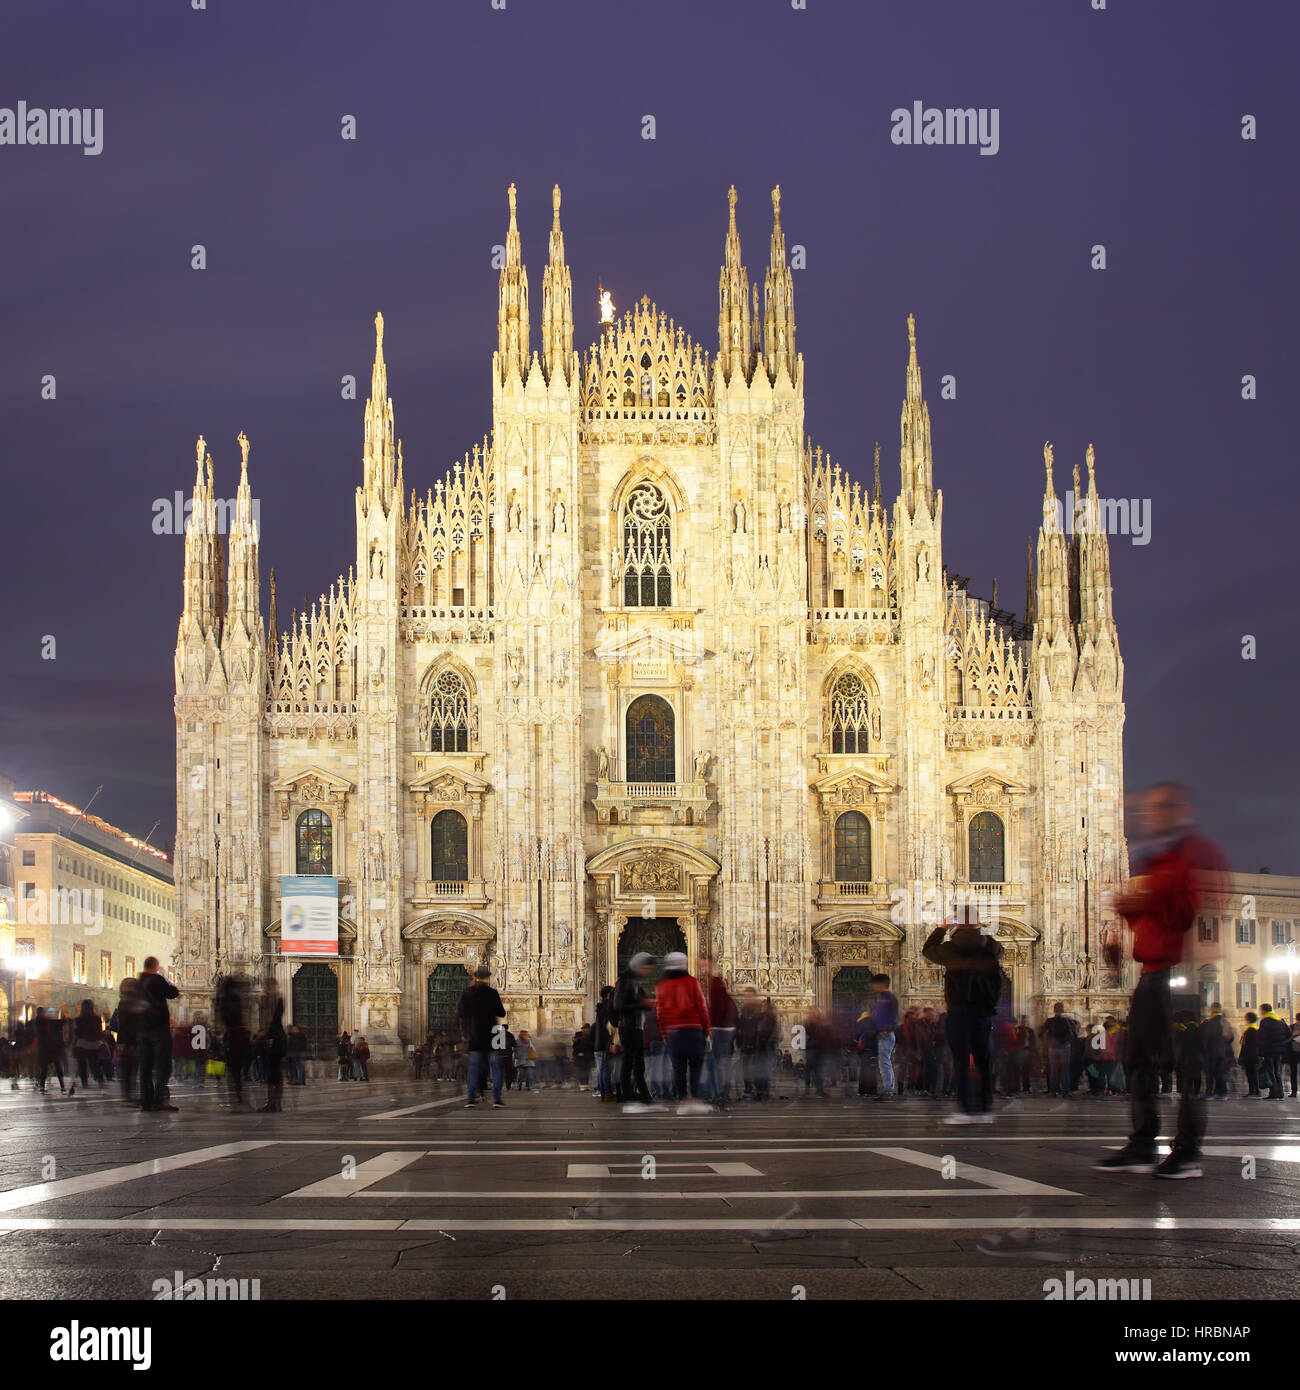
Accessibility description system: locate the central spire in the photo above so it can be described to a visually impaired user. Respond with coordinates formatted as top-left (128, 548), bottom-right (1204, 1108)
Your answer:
top-left (763, 184), bottom-right (796, 382)
top-left (363, 311), bottom-right (397, 502)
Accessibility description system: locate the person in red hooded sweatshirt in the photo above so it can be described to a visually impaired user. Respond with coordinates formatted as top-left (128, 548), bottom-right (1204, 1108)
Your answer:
top-left (1096, 783), bottom-right (1228, 1179)
top-left (656, 952), bottom-right (711, 1114)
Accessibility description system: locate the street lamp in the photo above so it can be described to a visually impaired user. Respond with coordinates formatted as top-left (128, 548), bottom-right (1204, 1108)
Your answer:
top-left (1265, 942), bottom-right (1297, 1017)
top-left (4, 954), bottom-right (48, 1025)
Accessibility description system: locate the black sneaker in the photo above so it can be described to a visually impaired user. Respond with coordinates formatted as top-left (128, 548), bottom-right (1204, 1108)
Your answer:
top-left (464, 1100), bottom-right (479, 1108)
top-left (1153, 1150), bottom-right (1202, 1180)
top-left (492, 1101), bottom-right (506, 1109)
top-left (1094, 1147), bottom-right (1156, 1172)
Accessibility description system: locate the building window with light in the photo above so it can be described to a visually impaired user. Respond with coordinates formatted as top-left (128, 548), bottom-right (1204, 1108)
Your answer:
top-left (295, 809), bottom-right (333, 876)
top-left (1237, 918), bottom-right (1257, 946)
top-left (72, 944), bottom-right (86, 985)
top-left (833, 812), bottom-right (872, 883)
top-left (622, 483), bottom-right (673, 608)
top-left (99, 951), bottom-right (112, 988)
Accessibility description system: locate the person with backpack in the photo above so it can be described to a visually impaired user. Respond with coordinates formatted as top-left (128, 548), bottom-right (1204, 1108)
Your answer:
top-left (592, 986), bottom-right (615, 1100)
top-left (922, 919), bottom-right (1005, 1124)
top-left (138, 956), bottom-right (180, 1112)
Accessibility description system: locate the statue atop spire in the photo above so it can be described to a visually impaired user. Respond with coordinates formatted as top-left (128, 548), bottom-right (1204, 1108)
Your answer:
top-left (497, 183), bottom-right (530, 385)
top-left (899, 314), bottom-right (934, 516)
top-left (718, 185), bottom-right (752, 385)
top-left (542, 183), bottom-right (573, 386)
top-left (763, 183), bottom-right (796, 382)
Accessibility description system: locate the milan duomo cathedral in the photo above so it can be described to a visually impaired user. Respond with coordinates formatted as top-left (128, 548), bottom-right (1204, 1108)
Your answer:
top-left (173, 184), bottom-right (1131, 1054)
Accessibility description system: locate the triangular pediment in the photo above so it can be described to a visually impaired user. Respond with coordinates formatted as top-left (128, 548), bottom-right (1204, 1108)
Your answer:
top-left (946, 767), bottom-right (1031, 797)
top-left (408, 763), bottom-right (491, 796)
top-left (811, 766), bottom-right (895, 795)
top-left (591, 624), bottom-right (706, 667)
top-left (271, 766), bottom-right (355, 795)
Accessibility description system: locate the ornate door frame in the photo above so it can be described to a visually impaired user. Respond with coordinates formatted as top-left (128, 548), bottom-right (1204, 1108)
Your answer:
top-left (585, 838), bottom-right (720, 986)
top-left (811, 915), bottom-right (905, 1012)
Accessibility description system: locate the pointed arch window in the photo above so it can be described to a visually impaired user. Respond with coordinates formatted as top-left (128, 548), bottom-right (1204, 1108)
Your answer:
top-left (834, 811), bottom-right (872, 883)
top-left (429, 669), bottom-right (471, 752)
top-left (625, 694), bottom-right (675, 783)
top-left (431, 810), bottom-right (468, 882)
top-left (968, 811), bottom-right (1005, 883)
top-left (622, 482), bottom-right (673, 608)
top-left (295, 809), bottom-right (333, 876)
top-left (829, 672), bottom-right (871, 754)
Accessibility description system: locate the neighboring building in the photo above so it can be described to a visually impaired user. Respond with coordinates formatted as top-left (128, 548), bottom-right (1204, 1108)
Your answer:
top-left (1185, 871), bottom-right (1300, 1027)
top-left (0, 774), bottom-right (31, 1028)
top-left (173, 184), bottom-right (1129, 1053)
top-left (10, 790), bottom-right (174, 1022)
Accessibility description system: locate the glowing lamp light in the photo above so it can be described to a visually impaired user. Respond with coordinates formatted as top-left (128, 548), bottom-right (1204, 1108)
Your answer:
top-left (1169, 976), bottom-right (1187, 988)
top-left (5, 955), bottom-right (47, 977)
top-left (0, 807), bottom-right (11, 833)
top-left (1266, 957), bottom-right (1297, 975)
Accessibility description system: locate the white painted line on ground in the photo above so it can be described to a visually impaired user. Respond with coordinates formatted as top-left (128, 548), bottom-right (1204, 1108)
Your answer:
top-left (336, 1188), bottom-right (1027, 1200)
top-left (363, 1097), bottom-right (468, 1120)
top-left (1, 1214), bottom-right (1292, 1234)
top-left (565, 1160), bottom-right (761, 1178)
top-left (283, 1150), bottom-right (427, 1199)
top-left (865, 1146), bottom-right (1080, 1198)
top-left (0, 1142), bottom-right (273, 1212)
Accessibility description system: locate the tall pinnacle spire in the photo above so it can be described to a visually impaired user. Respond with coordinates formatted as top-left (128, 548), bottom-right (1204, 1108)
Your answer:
top-left (762, 184), bottom-right (796, 382)
top-left (497, 182), bottom-right (530, 385)
top-left (1077, 442), bottom-right (1116, 645)
top-left (226, 430), bottom-right (261, 639)
top-left (899, 314), bottom-right (935, 516)
top-left (872, 442), bottom-right (882, 510)
top-left (718, 185), bottom-right (752, 385)
top-left (1035, 441), bottom-right (1071, 642)
top-left (363, 312), bottom-right (397, 503)
top-left (180, 435), bottom-right (224, 640)
top-left (541, 183), bottom-right (573, 387)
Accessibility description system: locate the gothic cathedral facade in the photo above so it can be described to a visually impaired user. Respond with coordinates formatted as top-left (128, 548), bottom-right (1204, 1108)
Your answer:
top-left (172, 185), bottom-right (1131, 1051)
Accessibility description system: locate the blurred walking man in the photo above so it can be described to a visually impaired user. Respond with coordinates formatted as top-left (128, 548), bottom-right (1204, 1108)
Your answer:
top-left (1096, 783), bottom-right (1228, 1178)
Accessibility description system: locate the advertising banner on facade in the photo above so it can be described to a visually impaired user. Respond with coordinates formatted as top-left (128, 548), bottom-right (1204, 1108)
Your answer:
top-left (280, 876), bottom-right (339, 956)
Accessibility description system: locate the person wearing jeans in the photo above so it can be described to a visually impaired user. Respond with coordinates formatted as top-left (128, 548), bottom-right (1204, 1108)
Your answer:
top-left (871, 974), bottom-right (899, 1100)
top-left (458, 965), bottom-right (508, 1108)
top-left (702, 962), bottom-right (738, 1105)
top-left (655, 952), bottom-right (711, 1111)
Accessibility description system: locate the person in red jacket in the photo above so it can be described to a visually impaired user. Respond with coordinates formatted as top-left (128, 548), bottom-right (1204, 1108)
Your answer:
top-left (655, 952), bottom-right (711, 1114)
top-left (1096, 782), bottom-right (1228, 1179)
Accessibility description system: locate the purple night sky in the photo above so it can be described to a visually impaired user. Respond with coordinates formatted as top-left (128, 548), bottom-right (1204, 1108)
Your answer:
top-left (1, 0), bottom-right (1296, 869)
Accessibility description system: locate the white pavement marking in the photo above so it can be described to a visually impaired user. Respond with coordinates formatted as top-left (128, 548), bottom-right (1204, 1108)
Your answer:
top-left (0, 1215), bottom-right (1298, 1234)
top-left (866, 1147), bottom-right (1080, 1197)
top-left (283, 1150), bottom-right (427, 1199)
top-left (565, 1161), bottom-right (761, 1178)
top-left (363, 1097), bottom-right (468, 1120)
top-left (0, 1142), bottom-right (273, 1212)
top-left (331, 1188), bottom-right (1049, 1200)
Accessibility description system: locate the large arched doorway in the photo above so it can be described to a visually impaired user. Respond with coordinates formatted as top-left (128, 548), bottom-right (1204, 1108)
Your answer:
top-left (427, 963), bottom-right (470, 1038)
top-left (617, 917), bottom-right (686, 976)
top-left (291, 963), bottom-right (338, 1060)
top-left (830, 965), bottom-right (876, 1029)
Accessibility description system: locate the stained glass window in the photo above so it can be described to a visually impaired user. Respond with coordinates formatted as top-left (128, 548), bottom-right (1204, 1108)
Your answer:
top-left (622, 482), bottom-right (672, 608)
top-left (625, 695), bottom-right (675, 783)
top-left (296, 809), bottom-right (333, 876)
top-left (429, 669), bottom-right (471, 752)
top-left (968, 811), bottom-right (1005, 883)
top-left (431, 810), bottom-right (468, 881)
top-left (830, 672), bottom-right (871, 753)
top-left (834, 811), bottom-right (872, 882)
